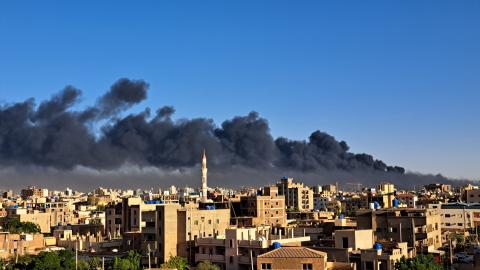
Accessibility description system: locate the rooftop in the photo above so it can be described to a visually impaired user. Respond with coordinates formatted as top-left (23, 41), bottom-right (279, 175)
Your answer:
top-left (258, 247), bottom-right (326, 259)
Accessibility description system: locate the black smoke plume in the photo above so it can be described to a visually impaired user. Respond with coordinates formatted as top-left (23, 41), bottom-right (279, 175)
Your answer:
top-left (0, 78), bottom-right (463, 190)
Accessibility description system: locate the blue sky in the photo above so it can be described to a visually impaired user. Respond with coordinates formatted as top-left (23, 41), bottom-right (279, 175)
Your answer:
top-left (0, 1), bottom-right (479, 179)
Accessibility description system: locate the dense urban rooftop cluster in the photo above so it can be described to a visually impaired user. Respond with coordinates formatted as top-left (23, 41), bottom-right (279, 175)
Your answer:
top-left (0, 156), bottom-right (479, 269)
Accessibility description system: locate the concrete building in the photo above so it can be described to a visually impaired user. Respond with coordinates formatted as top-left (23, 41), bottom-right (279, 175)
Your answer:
top-left (196, 226), bottom-right (311, 270)
top-left (464, 189), bottom-right (480, 203)
top-left (356, 208), bottom-right (442, 253)
top-left (377, 183), bottom-right (395, 195)
top-left (395, 193), bottom-right (417, 208)
top-left (322, 184), bottom-right (337, 194)
top-left (276, 177), bottom-right (313, 211)
top-left (359, 241), bottom-right (410, 270)
top-left (232, 193), bottom-right (287, 227)
top-left (156, 203), bottom-right (231, 264)
top-left (257, 247), bottom-right (331, 270)
top-left (429, 202), bottom-right (480, 237)
top-left (334, 229), bottom-right (374, 250)
top-left (20, 187), bottom-right (48, 199)
top-left (0, 233), bottom-right (46, 259)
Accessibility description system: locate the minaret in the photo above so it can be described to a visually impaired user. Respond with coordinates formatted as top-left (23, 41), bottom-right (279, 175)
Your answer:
top-left (201, 149), bottom-right (208, 202)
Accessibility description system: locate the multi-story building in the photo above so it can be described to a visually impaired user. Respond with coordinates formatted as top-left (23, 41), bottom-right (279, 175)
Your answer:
top-left (196, 226), bottom-right (311, 270)
top-left (232, 189), bottom-right (287, 227)
top-left (464, 189), bottom-right (480, 203)
top-left (276, 177), bottom-right (313, 211)
top-left (322, 184), bottom-right (337, 194)
top-left (356, 208), bottom-right (442, 252)
top-left (424, 184), bottom-right (451, 193)
top-left (156, 203), bottom-right (231, 264)
top-left (377, 183), bottom-right (395, 195)
top-left (20, 187), bottom-right (48, 199)
top-left (429, 202), bottom-right (480, 235)
top-left (396, 193), bottom-right (418, 208)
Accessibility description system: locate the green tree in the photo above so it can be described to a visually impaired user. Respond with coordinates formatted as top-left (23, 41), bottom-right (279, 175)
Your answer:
top-left (58, 249), bottom-right (76, 270)
top-left (77, 260), bottom-right (90, 270)
top-left (197, 261), bottom-right (220, 270)
top-left (113, 251), bottom-right (142, 270)
top-left (395, 255), bottom-right (442, 270)
top-left (88, 257), bottom-right (102, 269)
top-left (31, 251), bottom-right (62, 270)
top-left (161, 256), bottom-right (188, 270)
top-left (3, 220), bottom-right (41, 234)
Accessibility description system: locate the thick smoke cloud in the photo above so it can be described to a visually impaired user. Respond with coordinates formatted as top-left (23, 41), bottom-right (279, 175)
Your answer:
top-left (0, 78), bottom-right (462, 189)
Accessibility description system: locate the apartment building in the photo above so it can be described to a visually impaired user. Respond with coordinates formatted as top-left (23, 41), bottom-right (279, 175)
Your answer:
top-left (276, 177), bottom-right (313, 211)
top-left (196, 226), bottom-right (311, 270)
top-left (232, 193), bottom-right (287, 227)
top-left (464, 189), bottom-right (480, 203)
top-left (429, 202), bottom-right (480, 234)
top-left (356, 208), bottom-right (442, 252)
top-left (156, 203), bottom-right (231, 264)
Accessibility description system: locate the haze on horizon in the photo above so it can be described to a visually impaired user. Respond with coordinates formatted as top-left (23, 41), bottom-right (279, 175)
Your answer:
top-left (0, 1), bottom-right (479, 183)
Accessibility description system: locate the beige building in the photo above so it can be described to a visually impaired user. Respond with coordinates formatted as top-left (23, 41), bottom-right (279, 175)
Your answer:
top-left (156, 203), bottom-right (231, 264)
top-left (196, 226), bottom-right (311, 270)
top-left (356, 208), bottom-right (442, 253)
top-left (232, 193), bottom-right (287, 227)
top-left (257, 247), bottom-right (330, 270)
top-left (5, 203), bottom-right (73, 234)
top-left (359, 241), bottom-right (411, 270)
top-left (334, 229), bottom-right (374, 250)
top-left (464, 189), bottom-right (480, 203)
top-left (429, 203), bottom-right (480, 240)
top-left (277, 177), bottom-right (313, 211)
top-left (377, 183), bottom-right (395, 195)
top-left (0, 232), bottom-right (46, 259)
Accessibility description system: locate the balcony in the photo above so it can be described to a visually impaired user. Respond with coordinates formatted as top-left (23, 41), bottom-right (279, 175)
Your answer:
top-left (195, 253), bottom-right (225, 263)
top-left (196, 238), bottom-right (225, 246)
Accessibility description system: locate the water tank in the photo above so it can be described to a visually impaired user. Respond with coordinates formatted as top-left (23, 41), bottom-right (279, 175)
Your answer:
top-left (272, 242), bottom-right (282, 249)
top-left (369, 203), bottom-right (375, 210)
top-left (374, 243), bottom-right (382, 250)
top-left (374, 201), bottom-right (381, 209)
top-left (392, 198), bottom-right (400, 208)
top-left (339, 214), bottom-right (345, 220)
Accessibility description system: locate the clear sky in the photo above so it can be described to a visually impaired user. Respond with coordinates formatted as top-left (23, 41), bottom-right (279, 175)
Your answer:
top-left (0, 1), bottom-right (479, 180)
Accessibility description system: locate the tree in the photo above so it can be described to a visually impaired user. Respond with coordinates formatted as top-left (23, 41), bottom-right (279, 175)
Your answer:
top-left (161, 256), bottom-right (188, 270)
top-left (31, 251), bottom-right (62, 270)
top-left (395, 255), bottom-right (442, 270)
top-left (113, 251), bottom-right (142, 270)
top-left (58, 249), bottom-right (76, 270)
top-left (197, 261), bottom-right (220, 270)
top-left (3, 220), bottom-right (41, 234)
top-left (88, 257), bottom-right (102, 269)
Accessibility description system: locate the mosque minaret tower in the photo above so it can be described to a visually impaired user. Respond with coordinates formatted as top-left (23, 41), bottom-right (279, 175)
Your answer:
top-left (201, 149), bottom-right (208, 202)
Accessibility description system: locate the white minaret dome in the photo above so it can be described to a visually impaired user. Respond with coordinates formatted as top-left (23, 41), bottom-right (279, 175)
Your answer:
top-left (201, 149), bottom-right (208, 202)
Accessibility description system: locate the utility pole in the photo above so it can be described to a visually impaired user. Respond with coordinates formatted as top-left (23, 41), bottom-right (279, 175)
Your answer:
top-left (449, 235), bottom-right (453, 269)
top-left (75, 240), bottom-right (78, 270)
top-left (250, 249), bottom-right (254, 270)
top-left (147, 243), bottom-right (151, 270)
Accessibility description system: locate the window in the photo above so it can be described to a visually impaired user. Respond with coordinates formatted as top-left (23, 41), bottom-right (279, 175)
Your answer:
top-left (261, 263), bottom-right (272, 270)
top-left (302, 264), bottom-right (313, 270)
top-left (342, 237), bottom-right (349, 248)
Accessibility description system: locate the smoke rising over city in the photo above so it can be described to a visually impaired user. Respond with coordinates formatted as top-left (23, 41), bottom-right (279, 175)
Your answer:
top-left (0, 79), bottom-right (455, 190)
